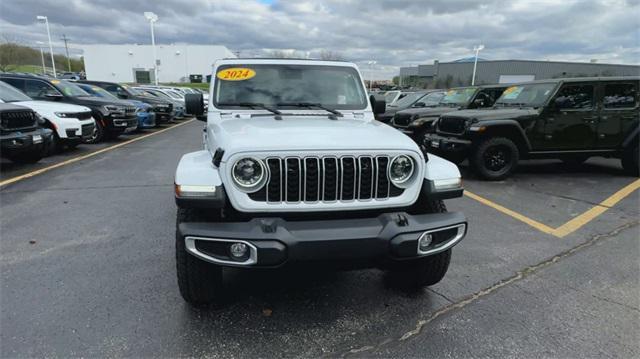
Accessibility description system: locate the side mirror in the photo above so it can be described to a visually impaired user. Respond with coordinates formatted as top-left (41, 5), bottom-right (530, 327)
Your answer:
top-left (413, 102), bottom-right (426, 108)
top-left (45, 93), bottom-right (63, 100)
top-left (369, 95), bottom-right (386, 115)
top-left (185, 93), bottom-right (205, 116)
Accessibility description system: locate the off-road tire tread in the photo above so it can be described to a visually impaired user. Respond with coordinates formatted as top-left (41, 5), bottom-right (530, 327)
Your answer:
top-left (472, 136), bottom-right (519, 181)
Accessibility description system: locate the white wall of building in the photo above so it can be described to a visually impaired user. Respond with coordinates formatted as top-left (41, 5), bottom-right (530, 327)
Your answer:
top-left (82, 44), bottom-right (236, 83)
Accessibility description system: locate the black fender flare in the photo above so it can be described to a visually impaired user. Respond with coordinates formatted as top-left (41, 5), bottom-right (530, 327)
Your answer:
top-left (471, 120), bottom-right (532, 151)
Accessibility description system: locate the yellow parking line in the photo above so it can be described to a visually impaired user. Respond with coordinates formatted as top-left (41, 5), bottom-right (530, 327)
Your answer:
top-left (464, 191), bottom-right (558, 236)
top-left (0, 119), bottom-right (195, 188)
top-left (465, 178), bottom-right (640, 238)
top-left (552, 178), bottom-right (640, 237)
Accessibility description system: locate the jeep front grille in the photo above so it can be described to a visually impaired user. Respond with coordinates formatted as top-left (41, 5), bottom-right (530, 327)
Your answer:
top-left (437, 116), bottom-right (467, 134)
top-left (0, 110), bottom-right (37, 131)
top-left (249, 156), bottom-right (404, 203)
top-left (393, 113), bottom-right (412, 127)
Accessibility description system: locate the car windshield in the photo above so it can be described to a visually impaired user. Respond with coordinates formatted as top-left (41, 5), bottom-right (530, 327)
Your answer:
top-left (391, 92), bottom-right (425, 107)
top-left (123, 85), bottom-right (144, 96)
top-left (0, 81), bottom-right (32, 102)
top-left (52, 80), bottom-right (90, 97)
top-left (439, 87), bottom-right (477, 106)
top-left (166, 90), bottom-right (184, 99)
top-left (143, 89), bottom-right (171, 99)
top-left (77, 84), bottom-right (118, 100)
top-left (495, 83), bottom-right (557, 107)
top-left (420, 91), bottom-right (445, 106)
top-left (214, 64), bottom-right (368, 110)
top-left (384, 91), bottom-right (400, 104)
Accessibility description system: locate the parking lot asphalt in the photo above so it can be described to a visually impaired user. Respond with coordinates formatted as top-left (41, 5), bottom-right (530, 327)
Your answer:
top-left (1, 120), bottom-right (638, 357)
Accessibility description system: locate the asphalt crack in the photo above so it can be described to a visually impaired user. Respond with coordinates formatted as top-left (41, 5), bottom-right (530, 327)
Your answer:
top-left (336, 219), bottom-right (639, 357)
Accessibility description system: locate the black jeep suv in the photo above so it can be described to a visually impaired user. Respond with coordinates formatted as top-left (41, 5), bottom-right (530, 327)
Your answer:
top-left (392, 85), bottom-right (508, 141)
top-left (376, 90), bottom-right (444, 124)
top-left (79, 81), bottom-right (174, 124)
top-left (0, 74), bottom-right (137, 143)
top-left (425, 77), bottom-right (640, 180)
top-left (1, 103), bottom-right (53, 164)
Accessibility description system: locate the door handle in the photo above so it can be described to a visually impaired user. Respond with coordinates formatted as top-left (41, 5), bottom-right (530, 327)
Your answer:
top-left (582, 116), bottom-right (598, 123)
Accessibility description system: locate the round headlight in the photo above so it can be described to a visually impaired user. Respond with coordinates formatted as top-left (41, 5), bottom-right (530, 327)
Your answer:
top-left (232, 157), bottom-right (266, 191)
top-left (389, 155), bottom-right (414, 184)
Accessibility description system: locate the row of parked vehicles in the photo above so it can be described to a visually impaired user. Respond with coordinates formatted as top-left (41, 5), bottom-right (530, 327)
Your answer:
top-left (376, 77), bottom-right (639, 180)
top-left (0, 73), bottom-right (207, 164)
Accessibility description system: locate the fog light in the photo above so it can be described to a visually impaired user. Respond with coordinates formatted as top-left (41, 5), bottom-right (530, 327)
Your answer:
top-left (418, 232), bottom-right (433, 251)
top-left (229, 242), bottom-right (248, 259)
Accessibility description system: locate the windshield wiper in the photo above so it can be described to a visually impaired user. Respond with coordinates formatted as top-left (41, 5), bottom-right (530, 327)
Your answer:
top-left (217, 102), bottom-right (281, 115)
top-left (276, 102), bottom-right (343, 117)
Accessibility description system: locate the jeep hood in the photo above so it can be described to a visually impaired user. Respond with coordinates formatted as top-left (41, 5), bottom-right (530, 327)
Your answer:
top-left (442, 108), bottom-right (540, 121)
top-left (12, 100), bottom-right (90, 113)
top-left (397, 106), bottom-right (460, 117)
top-left (215, 115), bottom-right (421, 155)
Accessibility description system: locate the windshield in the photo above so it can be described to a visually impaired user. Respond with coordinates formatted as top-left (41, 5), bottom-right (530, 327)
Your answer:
top-left (143, 89), bottom-right (171, 99)
top-left (391, 92), bottom-right (425, 107)
top-left (166, 90), bottom-right (184, 99)
top-left (122, 85), bottom-right (144, 96)
top-left (384, 91), bottom-right (400, 104)
top-left (77, 84), bottom-right (118, 100)
top-left (0, 81), bottom-right (32, 102)
top-left (440, 87), bottom-right (477, 106)
top-left (495, 83), bottom-right (557, 107)
top-left (52, 80), bottom-right (90, 97)
top-left (214, 64), bottom-right (367, 110)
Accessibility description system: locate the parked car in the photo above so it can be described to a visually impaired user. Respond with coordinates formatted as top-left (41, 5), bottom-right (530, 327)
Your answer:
top-left (384, 90), bottom-right (405, 105)
top-left (134, 87), bottom-right (186, 119)
top-left (0, 103), bottom-right (53, 163)
top-left (173, 58), bottom-right (467, 305)
top-left (391, 85), bottom-right (509, 141)
top-left (0, 74), bottom-right (138, 143)
top-left (424, 77), bottom-right (640, 179)
top-left (76, 83), bottom-right (156, 129)
top-left (0, 80), bottom-right (95, 150)
top-left (79, 81), bottom-right (174, 124)
top-left (376, 90), bottom-right (445, 123)
top-left (60, 72), bottom-right (81, 81)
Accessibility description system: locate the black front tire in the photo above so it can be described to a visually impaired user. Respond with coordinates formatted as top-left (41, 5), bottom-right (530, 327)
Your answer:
top-left (621, 143), bottom-right (639, 176)
top-left (84, 118), bottom-right (105, 144)
top-left (387, 199), bottom-right (452, 288)
top-left (471, 137), bottom-right (519, 180)
top-left (176, 208), bottom-right (223, 306)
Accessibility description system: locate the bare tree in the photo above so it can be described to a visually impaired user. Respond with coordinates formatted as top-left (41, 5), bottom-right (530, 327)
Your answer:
top-left (0, 35), bottom-right (23, 72)
top-left (268, 50), bottom-right (302, 58)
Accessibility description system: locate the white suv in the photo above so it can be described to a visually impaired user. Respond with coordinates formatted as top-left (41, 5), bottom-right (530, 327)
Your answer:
top-left (0, 80), bottom-right (95, 150)
top-left (174, 59), bottom-right (467, 305)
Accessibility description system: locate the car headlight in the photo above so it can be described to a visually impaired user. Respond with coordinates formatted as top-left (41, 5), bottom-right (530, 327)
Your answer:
top-left (232, 157), bottom-right (266, 192)
top-left (54, 112), bottom-right (70, 118)
top-left (103, 105), bottom-right (124, 114)
top-left (388, 155), bottom-right (414, 185)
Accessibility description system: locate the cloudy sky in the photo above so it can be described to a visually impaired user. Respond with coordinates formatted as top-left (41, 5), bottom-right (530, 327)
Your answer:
top-left (1, 0), bottom-right (639, 79)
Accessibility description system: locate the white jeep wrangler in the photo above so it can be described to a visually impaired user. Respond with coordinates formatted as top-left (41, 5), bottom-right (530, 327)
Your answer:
top-left (175, 59), bottom-right (467, 305)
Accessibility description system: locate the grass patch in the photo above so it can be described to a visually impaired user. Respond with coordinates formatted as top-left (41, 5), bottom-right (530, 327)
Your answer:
top-left (161, 82), bottom-right (210, 90)
top-left (3, 65), bottom-right (47, 74)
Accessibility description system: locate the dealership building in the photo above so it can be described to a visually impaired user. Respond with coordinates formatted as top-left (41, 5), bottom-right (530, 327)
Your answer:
top-left (82, 44), bottom-right (236, 83)
top-left (399, 59), bottom-right (640, 87)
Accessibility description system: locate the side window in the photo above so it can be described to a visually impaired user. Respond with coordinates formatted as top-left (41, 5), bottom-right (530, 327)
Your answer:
top-left (1, 78), bottom-right (25, 91)
top-left (24, 80), bottom-right (60, 99)
top-left (603, 83), bottom-right (637, 109)
top-left (554, 84), bottom-right (594, 110)
top-left (104, 84), bottom-right (119, 94)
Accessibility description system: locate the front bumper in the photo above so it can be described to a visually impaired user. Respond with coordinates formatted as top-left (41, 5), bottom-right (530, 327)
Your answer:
top-left (1, 128), bottom-right (52, 154)
top-left (137, 112), bottom-right (156, 129)
top-left (424, 133), bottom-right (472, 154)
top-left (178, 211), bottom-right (467, 268)
top-left (112, 117), bottom-right (138, 133)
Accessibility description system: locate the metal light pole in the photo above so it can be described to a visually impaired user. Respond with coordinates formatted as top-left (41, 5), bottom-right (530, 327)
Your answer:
top-left (36, 41), bottom-right (46, 74)
top-left (36, 15), bottom-right (56, 77)
top-left (367, 60), bottom-right (377, 91)
top-left (471, 44), bottom-right (484, 86)
top-left (144, 12), bottom-right (159, 85)
top-left (61, 34), bottom-right (72, 71)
